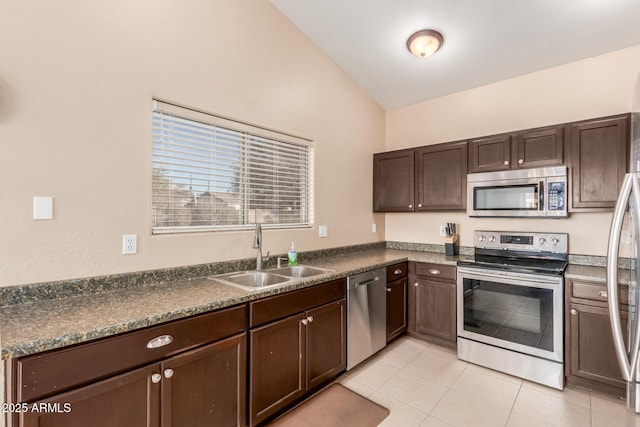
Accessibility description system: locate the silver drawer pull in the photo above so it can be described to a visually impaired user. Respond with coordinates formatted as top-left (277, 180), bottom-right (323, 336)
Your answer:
top-left (386, 288), bottom-right (392, 292)
top-left (414, 283), bottom-right (419, 287)
top-left (428, 269), bottom-right (441, 275)
top-left (302, 318), bottom-right (309, 326)
top-left (147, 334), bottom-right (174, 349)
top-left (570, 309), bottom-right (577, 315)
top-left (394, 269), bottom-right (403, 275)
top-left (164, 368), bottom-right (174, 379)
top-left (598, 290), bottom-right (608, 298)
top-left (307, 316), bottom-right (314, 323)
top-left (151, 373), bottom-right (162, 383)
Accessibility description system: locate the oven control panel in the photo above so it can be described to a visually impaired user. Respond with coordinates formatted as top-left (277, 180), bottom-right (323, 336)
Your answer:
top-left (474, 231), bottom-right (567, 254)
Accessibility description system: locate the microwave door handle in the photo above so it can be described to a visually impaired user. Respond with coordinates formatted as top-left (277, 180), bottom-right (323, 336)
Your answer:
top-left (539, 181), bottom-right (544, 211)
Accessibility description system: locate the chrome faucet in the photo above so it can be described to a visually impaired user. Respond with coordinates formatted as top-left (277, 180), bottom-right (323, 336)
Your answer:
top-left (252, 224), bottom-right (269, 270)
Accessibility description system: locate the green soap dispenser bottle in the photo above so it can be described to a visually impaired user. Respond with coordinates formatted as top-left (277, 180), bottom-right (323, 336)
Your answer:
top-left (288, 242), bottom-right (298, 266)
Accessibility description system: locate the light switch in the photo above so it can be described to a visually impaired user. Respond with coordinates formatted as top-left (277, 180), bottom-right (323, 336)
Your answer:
top-left (33, 197), bottom-right (53, 220)
top-left (319, 225), bottom-right (328, 238)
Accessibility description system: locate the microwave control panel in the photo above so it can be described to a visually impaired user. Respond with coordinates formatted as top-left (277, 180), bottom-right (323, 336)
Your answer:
top-left (547, 181), bottom-right (565, 211)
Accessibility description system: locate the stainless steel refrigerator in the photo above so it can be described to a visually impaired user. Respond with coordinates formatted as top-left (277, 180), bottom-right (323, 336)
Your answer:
top-left (607, 113), bottom-right (640, 423)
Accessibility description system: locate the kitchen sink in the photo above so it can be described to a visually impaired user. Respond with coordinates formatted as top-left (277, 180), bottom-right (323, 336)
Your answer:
top-left (268, 265), bottom-right (333, 278)
top-left (212, 271), bottom-right (291, 291)
top-left (210, 265), bottom-right (333, 291)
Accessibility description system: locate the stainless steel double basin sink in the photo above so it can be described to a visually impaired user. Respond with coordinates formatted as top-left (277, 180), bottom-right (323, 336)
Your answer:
top-left (210, 265), bottom-right (333, 291)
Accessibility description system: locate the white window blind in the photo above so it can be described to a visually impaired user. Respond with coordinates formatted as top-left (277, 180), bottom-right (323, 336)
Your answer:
top-left (152, 100), bottom-right (314, 233)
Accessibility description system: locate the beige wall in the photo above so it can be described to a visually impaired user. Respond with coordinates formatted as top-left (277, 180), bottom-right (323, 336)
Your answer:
top-left (0, 0), bottom-right (386, 287)
top-left (385, 45), bottom-right (640, 256)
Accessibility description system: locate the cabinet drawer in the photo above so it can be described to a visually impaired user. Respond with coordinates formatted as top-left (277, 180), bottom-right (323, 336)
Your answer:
top-left (250, 279), bottom-right (346, 328)
top-left (16, 304), bottom-right (247, 403)
top-left (414, 263), bottom-right (456, 281)
top-left (387, 262), bottom-right (408, 281)
top-left (571, 280), bottom-right (628, 305)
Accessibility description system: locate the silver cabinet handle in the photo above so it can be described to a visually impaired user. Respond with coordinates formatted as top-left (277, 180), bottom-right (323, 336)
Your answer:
top-left (417, 203), bottom-right (422, 208)
top-left (408, 204), bottom-right (413, 209)
top-left (386, 288), bottom-right (392, 292)
top-left (518, 159), bottom-right (524, 164)
top-left (301, 318), bottom-right (309, 326)
top-left (428, 269), bottom-right (441, 275)
top-left (598, 290), bottom-right (608, 298)
top-left (414, 282), bottom-right (419, 287)
top-left (164, 369), bottom-right (174, 379)
top-left (394, 269), bottom-right (403, 275)
top-left (151, 373), bottom-right (162, 383)
top-left (570, 309), bottom-right (577, 315)
top-left (307, 316), bottom-right (314, 323)
top-left (503, 160), bottom-right (509, 166)
top-left (147, 334), bottom-right (174, 349)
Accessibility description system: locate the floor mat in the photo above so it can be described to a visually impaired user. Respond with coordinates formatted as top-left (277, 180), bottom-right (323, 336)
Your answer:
top-left (268, 383), bottom-right (390, 427)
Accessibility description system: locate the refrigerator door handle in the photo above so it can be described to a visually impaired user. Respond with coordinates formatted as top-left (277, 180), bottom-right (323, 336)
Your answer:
top-left (607, 173), bottom-right (640, 381)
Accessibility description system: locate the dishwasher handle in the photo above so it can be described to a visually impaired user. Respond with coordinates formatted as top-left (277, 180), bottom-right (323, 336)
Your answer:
top-left (348, 276), bottom-right (381, 290)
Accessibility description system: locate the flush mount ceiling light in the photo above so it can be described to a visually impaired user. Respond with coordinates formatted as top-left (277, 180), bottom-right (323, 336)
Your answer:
top-left (406, 29), bottom-right (443, 59)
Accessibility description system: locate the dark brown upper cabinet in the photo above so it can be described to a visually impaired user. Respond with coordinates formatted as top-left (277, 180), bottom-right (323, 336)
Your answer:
top-left (568, 114), bottom-right (629, 211)
top-left (415, 141), bottom-right (467, 211)
top-left (468, 133), bottom-right (512, 173)
top-left (373, 149), bottom-right (415, 212)
top-left (516, 125), bottom-right (564, 169)
top-left (373, 141), bottom-right (467, 212)
top-left (468, 125), bottom-right (564, 173)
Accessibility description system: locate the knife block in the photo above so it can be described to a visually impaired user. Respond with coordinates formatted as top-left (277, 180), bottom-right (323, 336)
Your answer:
top-left (445, 235), bottom-right (458, 256)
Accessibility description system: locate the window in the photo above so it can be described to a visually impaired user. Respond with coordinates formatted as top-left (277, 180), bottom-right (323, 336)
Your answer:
top-left (151, 100), bottom-right (313, 233)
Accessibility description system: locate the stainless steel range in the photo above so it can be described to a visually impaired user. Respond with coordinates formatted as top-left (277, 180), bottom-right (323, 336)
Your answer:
top-left (456, 230), bottom-right (568, 389)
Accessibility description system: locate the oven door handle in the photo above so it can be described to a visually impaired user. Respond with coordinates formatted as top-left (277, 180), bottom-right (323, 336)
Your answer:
top-left (607, 173), bottom-right (640, 382)
top-left (539, 181), bottom-right (544, 211)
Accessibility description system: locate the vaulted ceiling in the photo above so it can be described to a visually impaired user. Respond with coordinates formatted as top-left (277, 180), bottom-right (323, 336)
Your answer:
top-left (271, 0), bottom-right (640, 109)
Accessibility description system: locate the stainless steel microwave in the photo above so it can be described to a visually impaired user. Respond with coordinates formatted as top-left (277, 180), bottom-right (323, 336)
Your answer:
top-left (467, 166), bottom-right (567, 218)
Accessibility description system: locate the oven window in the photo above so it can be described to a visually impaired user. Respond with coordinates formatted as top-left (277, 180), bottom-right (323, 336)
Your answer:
top-left (462, 277), bottom-right (554, 352)
top-left (473, 184), bottom-right (538, 211)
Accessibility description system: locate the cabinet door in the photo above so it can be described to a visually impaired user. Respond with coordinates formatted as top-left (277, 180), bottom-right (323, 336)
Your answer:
top-left (373, 150), bottom-right (415, 212)
top-left (20, 364), bottom-right (161, 427)
top-left (305, 299), bottom-right (346, 391)
top-left (386, 278), bottom-right (407, 342)
top-left (568, 303), bottom-right (626, 389)
top-left (515, 125), bottom-right (564, 169)
top-left (415, 141), bottom-right (467, 211)
top-left (569, 115), bottom-right (629, 210)
top-left (249, 314), bottom-right (306, 426)
top-left (161, 334), bottom-right (246, 427)
top-left (468, 133), bottom-right (512, 173)
top-left (412, 279), bottom-right (456, 341)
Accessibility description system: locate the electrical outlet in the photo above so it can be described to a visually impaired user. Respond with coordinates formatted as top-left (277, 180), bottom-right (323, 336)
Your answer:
top-left (319, 225), bottom-right (328, 238)
top-left (372, 223), bottom-right (377, 233)
top-left (123, 234), bottom-right (137, 254)
top-left (623, 231), bottom-right (632, 245)
top-left (439, 225), bottom-right (447, 237)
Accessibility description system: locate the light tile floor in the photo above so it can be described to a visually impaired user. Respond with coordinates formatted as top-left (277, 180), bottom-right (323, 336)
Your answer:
top-left (337, 336), bottom-right (640, 427)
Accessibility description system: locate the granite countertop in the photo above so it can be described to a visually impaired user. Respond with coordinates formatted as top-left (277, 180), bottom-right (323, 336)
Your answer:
top-left (0, 249), bottom-right (467, 360)
top-left (565, 263), bottom-right (632, 285)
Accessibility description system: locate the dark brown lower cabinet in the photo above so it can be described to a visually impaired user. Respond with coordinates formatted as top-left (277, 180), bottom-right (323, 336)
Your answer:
top-left (20, 333), bottom-right (246, 427)
top-left (413, 279), bottom-right (456, 341)
top-left (386, 277), bottom-right (407, 342)
top-left (408, 262), bottom-right (457, 348)
top-left (565, 278), bottom-right (627, 397)
top-left (249, 299), bottom-right (346, 426)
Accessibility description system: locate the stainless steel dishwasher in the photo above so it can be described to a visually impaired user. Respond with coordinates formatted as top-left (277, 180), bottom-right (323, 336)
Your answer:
top-left (346, 267), bottom-right (387, 370)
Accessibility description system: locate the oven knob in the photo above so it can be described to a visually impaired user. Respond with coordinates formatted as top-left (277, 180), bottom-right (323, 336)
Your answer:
top-left (538, 237), bottom-right (546, 245)
top-left (551, 238), bottom-right (560, 245)
top-left (478, 235), bottom-right (485, 242)
top-left (488, 235), bottom-right (496, 242)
